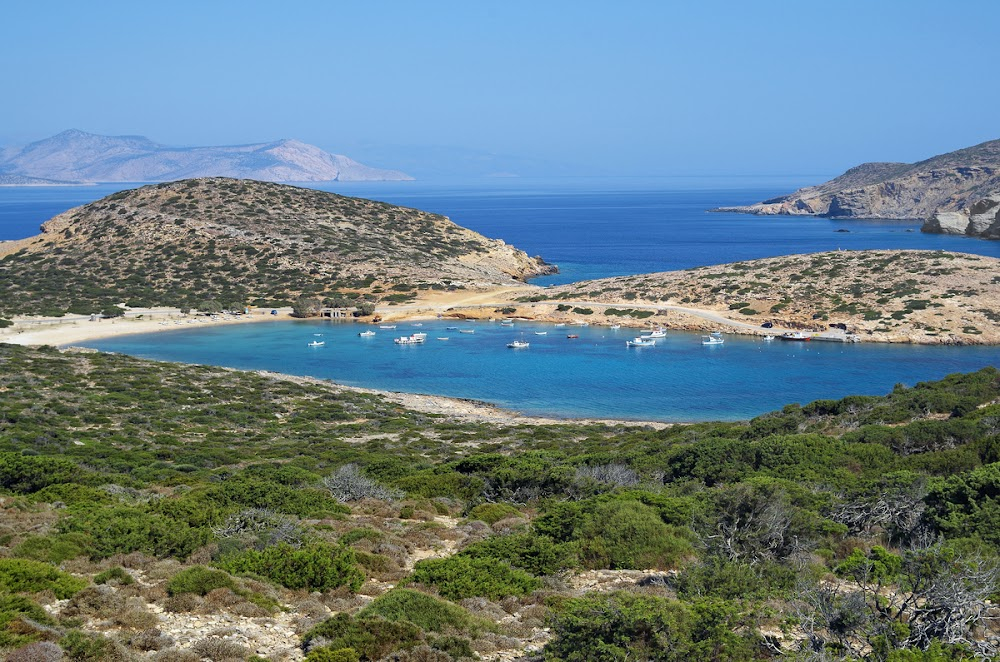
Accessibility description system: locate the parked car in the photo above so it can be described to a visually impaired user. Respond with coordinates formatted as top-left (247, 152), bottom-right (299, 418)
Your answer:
top-left (761, 322), bottom-right (774, 328)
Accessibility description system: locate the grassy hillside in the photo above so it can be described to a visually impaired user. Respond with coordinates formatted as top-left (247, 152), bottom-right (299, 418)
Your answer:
top-left (0, 178), bottom-right (551, 317)
top-left (2, 343), bottom-right (1000, 658)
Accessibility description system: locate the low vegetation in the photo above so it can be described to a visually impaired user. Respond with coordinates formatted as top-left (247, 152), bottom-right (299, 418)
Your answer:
top-left (2, 343), bottom-right (1000, 658)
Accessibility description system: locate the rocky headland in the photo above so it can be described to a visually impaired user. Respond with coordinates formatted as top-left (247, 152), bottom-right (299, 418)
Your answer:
top-left (0, 178), bottom-right (553, 318)
top-left (711, 139), bottom-right (1000, 239)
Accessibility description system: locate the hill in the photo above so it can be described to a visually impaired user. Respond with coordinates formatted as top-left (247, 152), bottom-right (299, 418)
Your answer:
top-left (712, 139), bottom-right (1000, 236)
top-left (512, 250), bottom-right (1000, 344)
top-left (0, 178), bottom-right (553, 317)
top-left (2, 345), bottom-right (1000, 659)
top-left (0, 129), bottom-right (412, 183)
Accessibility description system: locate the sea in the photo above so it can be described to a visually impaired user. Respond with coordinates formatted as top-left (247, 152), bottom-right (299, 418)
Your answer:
top-left (3, 177), bottom-right (1000, 422)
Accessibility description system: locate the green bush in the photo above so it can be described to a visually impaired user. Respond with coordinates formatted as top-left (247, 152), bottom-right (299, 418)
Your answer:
top-left (466, 502), bottom-right (522, 525)
top-left (358, 588), bottom-right (490, 635)
top-left (303, 613), bottom-right (423, 661)
top-left (0, 453), bottom-right (84, 494)
top-left (577, 500), bottom-right (692, 570)
top-left (218, 542), bottom-right (364, 591)
top-left (167, 566), bottom-right (237, 596)
top-left (12, 533), bottom-right (89, 564)
top-left (461, 533), bottom-right (578, 575)
top-left (0, 594), bottom-right (54, 647)
top-left (94, 567), bottom-right (134, 586)
top-left (0, 558), bottom-right (87, 598)
top-left (57, 505), bottom-right (210, 559)
top-left (545, 592), bottom-right (761, 661)
top-left (406, 555), bottom-right (539, 600)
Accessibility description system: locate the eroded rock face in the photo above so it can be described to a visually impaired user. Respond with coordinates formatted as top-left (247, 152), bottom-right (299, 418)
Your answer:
top-left (922, 196), bottom-right (1000, 238)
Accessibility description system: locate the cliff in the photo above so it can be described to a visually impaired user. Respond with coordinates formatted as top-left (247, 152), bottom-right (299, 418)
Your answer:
top-left (711, 139), bottom-right (1000, 236)
top-left (0, 178), bottom-right (553, 316)
top-left (0, 130), bottom-right (412, 183)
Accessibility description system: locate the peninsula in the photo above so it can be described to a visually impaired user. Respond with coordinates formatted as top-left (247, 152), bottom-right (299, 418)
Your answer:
top-left (0, 178), bottom-right (552, 319)
top-left (711, 138), bottom-right (1000, 239)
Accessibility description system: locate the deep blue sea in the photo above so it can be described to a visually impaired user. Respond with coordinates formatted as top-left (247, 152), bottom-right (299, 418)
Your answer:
top-left (4, 178), bottom-right (1000, 421)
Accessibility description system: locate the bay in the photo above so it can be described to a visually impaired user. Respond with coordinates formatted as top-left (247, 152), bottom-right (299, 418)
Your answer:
top-left (85, 319), bottom-right (1000, 422)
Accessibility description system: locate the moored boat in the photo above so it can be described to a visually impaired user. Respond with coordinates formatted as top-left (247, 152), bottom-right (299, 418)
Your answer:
top-left (701, 334), bottom-right (724, 345)
top-left (394, 334), bottom-right (426, 345)
top-left (507, 340), bottom-right (530, 348)
top-left (780, 331), bottom-right (812, 341)
top-left (567, 334), bottom-right (579, 339)
top-left (308, 340), bottom-right (325, 347)
top-left (627, 337), bottom-right (655, 347)
top-left (358, 330), bottom-right (376, 337)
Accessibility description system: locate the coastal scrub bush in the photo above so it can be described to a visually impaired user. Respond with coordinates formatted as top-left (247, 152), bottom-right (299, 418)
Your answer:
top-left (544, 592), bottom-right (761, 661)
top-left (218, 542), bottom-right (364, 591)
top-left (166, 566), bottom-right (237, 596)
top-left (93, 567), bottom-right (134, 586)
top-left (13, 533), bottom-right (89, 564)
top-left (0, 595), bottom-right (55, 648)
top-left (57, 505), bottom-right (211, 559)
top-left (0, 558), bottom-right (87, 598)
top-left (576, 500), bottom-right (692, 570)
top-left (460, 532), bottom-right (578, 575)
top-left (0, 453), bottom-right (84, 494)
top-left (407, 555), bottom-right (539, 600)
top-left (466, 502), bottom-right (522, 525)
top-left (358, 588), bottom-right (490, 635)
top-left (322, 463), bottom-right (404, 502)
top-left (303, 613), bottom-right (424, 661)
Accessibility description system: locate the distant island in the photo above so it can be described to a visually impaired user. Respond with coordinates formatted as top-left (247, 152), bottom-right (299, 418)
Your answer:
top-left (0, 129), bottom-right (412, 184)
top-left (711, 138), bottom-right (1000, 239)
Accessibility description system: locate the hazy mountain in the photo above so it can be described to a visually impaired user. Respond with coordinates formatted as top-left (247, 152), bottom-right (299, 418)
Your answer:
top-left (0, 130), bottom-right (412, 183)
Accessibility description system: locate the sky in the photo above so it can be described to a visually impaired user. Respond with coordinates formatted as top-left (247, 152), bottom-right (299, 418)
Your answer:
top-left (2, 0), bottom-right (999, 179)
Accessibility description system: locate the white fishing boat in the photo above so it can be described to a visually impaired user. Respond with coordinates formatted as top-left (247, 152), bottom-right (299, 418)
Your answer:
top-left (534, 331), bottom-right (547, 336)
top-left (554, 323), bottom-right (566, 327)
top-left (507, 340), bottom-right (530, 348)
top-left (762, 335), bottom-right (775, 342)
top-left (379, 324), bottom-right (397, 329)
top-left (394, 334), bottom-right (426, 345)
top-left (780, 331), bottom-right (811, 341)
top-left (358, 330), bottom-right (376, 337)
top-left (610, 324), bottom-right (621, 329)
top-left (640, 326), bottom-right (667, 339)
top-left (702, 334), bottom-right (724, 345)
top-left (308, 340), bottom-right (325, 347)
top-left (627, 337), bottom-right (655, 347)
top-left (459, 329), bottom-right (475, 334)
top-left (437, 337), bottom-right (449, 341)
top-left (500, 319), bottom-right (514, 327)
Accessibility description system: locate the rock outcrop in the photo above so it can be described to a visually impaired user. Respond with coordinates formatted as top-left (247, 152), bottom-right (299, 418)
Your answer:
top-left (0, 129), bottom-right (412, 183)
top-left (711, 139), bottom-right (1000, 238)
top-left (923, 196), bottom-right (1000, 238)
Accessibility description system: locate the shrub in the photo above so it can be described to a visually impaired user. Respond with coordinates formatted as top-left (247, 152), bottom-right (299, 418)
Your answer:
top-left (466, 503), bottom-right (522, 525)
top-left (406, 555), bottom-right (539, 600)
top-left (12, 533), bottom-right (89, 564)
top-left (0, 595), bottom-right (55, 648)
top-left (461, 533), bottom-right (578, 575)
top-left (358, 589), bottom-right (490, 635)
top-left (5, 641), bottom-right (64, 662)
top-left (218, 542), bottom-right (364, 591)
top-left (576, 500), bottom-right (692, 570)
top-left (545, 592), bottom-right (760, 661)
top-left (0, 559), bottom-right (87, 598)
top-left (304, 613), bottom-right (424, 661)
top-left (166, 566), bottom-right (236, 596)
top-left (0, 453), bottom-right (83, 494)
top-left (322, 464), bottom-right (404, 502)
top-left (94, 567), bottom-right (134, 586)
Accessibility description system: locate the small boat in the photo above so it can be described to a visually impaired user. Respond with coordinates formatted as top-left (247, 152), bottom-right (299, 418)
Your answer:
top-left (534, 331), bottom-right (547, 336)
top-left (762, 335), bottom-right (775, 342)
top-left (627, 337), bottom-right (655, 347)
top-left (780, 331), bottom-right (811, 341)
top-left (394, 334), bottom-right (426, 345)
top-left (358, 330), bottom-right (376, 337)
top-left (437, 337), bottom-right (449, 341)
top-left (610, 324), bottom-right (621, 329)
top-left (313, 333), bottom-right (324, 336)
top-left (308, 340), bottom-right (325, 347)
top-left (575, 322), bottom-right (590, 327)
top-left (567, 334), bottom-right (579, 339)
top-left (507, 340), bottom-right (530, 349)
top-left (554, 323), bottom-right (566, 327)
top-left (641, 326), bottom-right (667, 339)
top-left (500, 319), bottom-right (514, 326)
top-left (446, 326), bottom-right (459, 331)
top-left (702, 335), bottom-right (724, 346)
top-left (412, 323), bottom-right (423, 327)
top-left (459, 329), bottom-right (476, 334)
top-left (379, 324), bottom-right (397, 330)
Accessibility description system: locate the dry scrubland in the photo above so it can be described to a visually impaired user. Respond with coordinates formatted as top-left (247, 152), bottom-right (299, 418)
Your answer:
top-left (467, 250), bottom-right (1000, 344)
top-left (0, 178), bottom-right (550, 319)
top-left (3, 345), bottom-right (1000, 659)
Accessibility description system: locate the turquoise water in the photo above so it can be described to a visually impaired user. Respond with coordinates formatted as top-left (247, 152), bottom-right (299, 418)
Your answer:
top-left (5, 180), bottom-right (1000, 420)
top-left (85, 320), bottom-right (1000, 422)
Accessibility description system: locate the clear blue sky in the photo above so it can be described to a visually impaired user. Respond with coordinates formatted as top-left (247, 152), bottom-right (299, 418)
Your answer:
top-left (3, 0), bottom-right (998, 178)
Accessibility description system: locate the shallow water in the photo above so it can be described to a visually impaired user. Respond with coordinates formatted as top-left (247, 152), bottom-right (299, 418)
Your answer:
top-left (85, 319), bottom-right (1000, 422)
